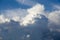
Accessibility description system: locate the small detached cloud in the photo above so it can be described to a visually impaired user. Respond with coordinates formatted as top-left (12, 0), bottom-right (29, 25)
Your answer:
top-left (0, 15), bottom-right (10, 23)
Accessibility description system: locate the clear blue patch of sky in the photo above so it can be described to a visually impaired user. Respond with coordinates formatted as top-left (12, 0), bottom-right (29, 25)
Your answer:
top-left (0, 0), bottom-right (30, 11)
top-left (0, 0), bottom-right (60, 12)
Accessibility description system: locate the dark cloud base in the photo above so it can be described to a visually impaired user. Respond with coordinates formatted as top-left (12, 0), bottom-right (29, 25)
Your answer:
top-left (0, 15), bottom-right (60, 40)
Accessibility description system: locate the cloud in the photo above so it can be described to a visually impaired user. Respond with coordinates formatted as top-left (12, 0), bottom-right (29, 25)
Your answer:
top-left (1, 3), bottom-right (60, 28)
top-left (48, 10), bottom-right (60, 25)
top-left (1, 3), bottom-right (60, 27)
top-left (1, 8), bottom-right (28, 22)
top-left (48, 10), bottom-right (60, 31)
top-left (0, 15), bottom-right (10, 23)
top-left (0, 3), bottom-right (45, 26)
top-left (16, 0), bottom-right (36, 6)
top-left (20, 4), bottom-right (44, 26)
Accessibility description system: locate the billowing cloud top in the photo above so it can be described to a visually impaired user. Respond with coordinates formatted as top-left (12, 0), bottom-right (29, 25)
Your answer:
top-left (20, 4), bottom-right (44, 26)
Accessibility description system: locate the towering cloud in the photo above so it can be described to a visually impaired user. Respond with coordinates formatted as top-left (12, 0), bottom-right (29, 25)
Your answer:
top-left (20, 4), bottom-right (44, 26)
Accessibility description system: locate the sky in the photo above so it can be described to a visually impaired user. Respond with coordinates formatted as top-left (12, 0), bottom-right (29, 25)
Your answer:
top-left (0, 0), bottom-right (60, 11)
top-left (0, 0), bottom-right (60, 40)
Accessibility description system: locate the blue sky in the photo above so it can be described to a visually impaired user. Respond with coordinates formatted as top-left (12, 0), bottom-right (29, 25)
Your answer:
top-left (0, 0), bottom-right (60, 11)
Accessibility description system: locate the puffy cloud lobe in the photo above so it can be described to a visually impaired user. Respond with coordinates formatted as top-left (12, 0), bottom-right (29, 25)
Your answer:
top-left (20, 4), bottom-right (44, 26)
top-left (48, 10), bottom-right (60, 25)
top-left (0, 15), bottom-right (10, 23)
top-left (48, 10), bottom-right (60, 32)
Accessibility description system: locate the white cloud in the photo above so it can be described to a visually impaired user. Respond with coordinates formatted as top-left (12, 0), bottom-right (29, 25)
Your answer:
top-left (0, 3), bottom-right (45, 26)
top-left (1, 8), bottom-right (28, 22)
top-left (48, 10), bottom-right (60, 25)
top-left (0, 15), bottom-right (10, 23)
top-left (26, 34), bottom-right (30, 38)
top-left (16, 0), bottom-right (36, 6)
top-left (20, 4), bottom-right (44, 26)
top-left (48, 10), bottom-right (60, 32)
top-left (42, 5), bottom-right (60, 32)
top-left (12, 16), bottom-right (20, 22)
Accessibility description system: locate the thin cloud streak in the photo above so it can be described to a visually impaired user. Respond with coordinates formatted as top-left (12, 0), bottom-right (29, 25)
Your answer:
top-left (16, 0), bottom-right (36, 6)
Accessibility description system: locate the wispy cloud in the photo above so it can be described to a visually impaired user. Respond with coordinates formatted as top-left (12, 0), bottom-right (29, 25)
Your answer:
top-left (16, 0), bottom-right (36, 6)
top-left (53, 5), bottom-right (60, 10)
